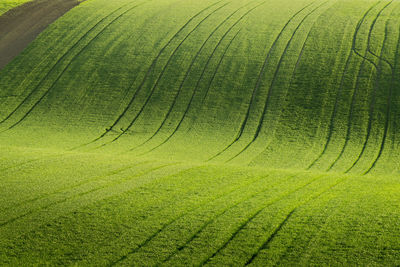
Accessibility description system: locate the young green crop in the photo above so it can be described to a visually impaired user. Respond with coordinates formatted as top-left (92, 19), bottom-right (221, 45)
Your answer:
top-left (0, 0), bottom-right (400, 264)
top-left (1, 0), bottom-right (399, 174)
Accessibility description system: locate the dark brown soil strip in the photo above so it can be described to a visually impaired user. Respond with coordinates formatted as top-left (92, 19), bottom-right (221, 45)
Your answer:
top-left (0, 0), bottom-right (80, 70)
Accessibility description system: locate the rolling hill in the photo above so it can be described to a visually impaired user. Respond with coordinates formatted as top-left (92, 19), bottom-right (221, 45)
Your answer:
top-left (1, 0), bottom-right (400, 265)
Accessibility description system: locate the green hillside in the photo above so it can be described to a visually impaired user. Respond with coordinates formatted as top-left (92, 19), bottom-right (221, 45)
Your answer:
top-left (1, 0), bottom-right (400, 265)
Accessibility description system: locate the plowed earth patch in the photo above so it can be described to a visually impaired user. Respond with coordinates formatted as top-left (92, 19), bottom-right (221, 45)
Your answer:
top-left (0, 0), bottom-right (79, 70)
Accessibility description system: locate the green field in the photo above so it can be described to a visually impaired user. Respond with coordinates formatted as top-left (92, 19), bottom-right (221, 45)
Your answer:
top-left (1, 0), bottom-right (400, 265)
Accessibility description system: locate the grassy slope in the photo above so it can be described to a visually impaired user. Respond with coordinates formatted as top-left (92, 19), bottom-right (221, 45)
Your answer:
top-left (1, 0), bottom-right (400, 265)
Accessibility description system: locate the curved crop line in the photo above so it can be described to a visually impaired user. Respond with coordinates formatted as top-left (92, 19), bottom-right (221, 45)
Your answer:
top-left (0, 158), bottom-right (40, 173)
top-left (227, 1), bottom-right (328, 162)
top-left (254, 1), bottom-right (338, 167)
top-left (364, 11), bottom-right (400, 174)
top-left (308, 1), bottom-right (383, 170)
top-left (127, 2), bottom-right (257, 152)
top-left (0, 162), bottom-right (177, 228)
top-left (0, 163), bottom-right (179, 227)
top-left (199, 174), bottom-right (326, 266)
top-left (0, 159), bottom-right (152, 213)
top-left (207, 1), bottom-right (316, 162)
top-left (200, 29), bottom-right (242, 104)
top-left (136, 2), bottom-right (267, 155)
top-left (106, 2), bottom-right (232, 146)
top-left (390, 14), bottom-right (400, 151)
top-left (307, 33), bottom-right (354, 169)
top-left (108, 171), bottom-right (276, 266)
top-left (244, 209), bottom-right (296, 265)
top-left (275, 180), bottom-right (342, 265)
top-left (0, 4), bottom-right (132, 121)
top-left (0, 1), bottom-right (127, 105)
top-left (350, 6), bottom-right (396, 70)
top-left (327, 2), bottom-right (380, 171)
top-left (178, 2), bottom-right (268, 129)
top-left (0, 1), bottom-right (136, 128)
top-left (366, 1), bottom-right (394, 70)
top-left (2, 2), bottom-right (147, 132)
top-left (160, 173), bottom-right (301, 264)
top-left (0, 152), bottom-right (71, 177)
top-left (82, 1), bottom-right (224, 148)
top-left (346, 5), bottom-right (395, 174)
top-left (245, 174), bottom-right (350, 265)
top-left (349, 3), bottom-right (384, 70)
top-left (327, 63), bottom-right (367, 171)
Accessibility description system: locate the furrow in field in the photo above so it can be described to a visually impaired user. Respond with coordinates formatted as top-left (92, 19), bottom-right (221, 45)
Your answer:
top-left (307, 25), bottom-right (355, 169)
top-left (207, 1), bottom-right (316, 161)
top-left (390, 23), bottom-right (400, 150)
top-left (350, 3), bottom-right (382, 69)
top-left (201, 30), bottom-right (241, 104)
top-left (364, 11), bottom-right (400, 174)
top-left (280, 25), bottom-right (317, 163)
top-left (0, 1), bottom-right (138, 129)
top-left (107, 2), bottom-right (232, 146)
top-left (244, 209), bottom-right (296, 265)
top-left (128, 1), bottom-right (256, 152)
top-left (0, 159), bottom-right (152, 213)
top-left (108, 170), bottom-right (277, 266)
top-left (137, 1), bottom-right (267, 155)
top-left (245, 175), bottom-right (348, 265)
top-left (0, 1), bottom-right (131, 122)
top-left (253, 1), bottom-right (342, 168)
top-left (159, 173), bottom-right (301, 264)
top-left (284, 206), bottom-right (338, 265)
top-left (366, 1), bottom-right (394, 70)
top-left (227, 1), bottom-right (327, 162)
top-left (346, 7), bottom-right (394, 174)
top-left (0, 158), bottom-right (40, 173)
top-left (0, 163), bottom-right (178, 228)
top-left (0, 152), bottom-right (71, 177)
top-left (328, 2), bottom-right (378, 171)
top-left (85, 1), bottom-right (224, 147)
top-left (312, 1), bottom-right (390, 171)
top-left (307, 67), bottom-right (352, 169)
top-left (0, 163), bottom-right (196, 247)
top-left (198, 174), bottom-right (326, 265)
top-left (5, 2), bottom-right (147, 131)
top-left (327, 63), bottom-right (368, 170)
top-left (161, 174), bottom-right (325, 265)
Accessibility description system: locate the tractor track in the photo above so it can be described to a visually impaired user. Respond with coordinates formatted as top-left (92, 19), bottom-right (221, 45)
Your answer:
top-left (108, 170), bottom-right (277, 266)
top-left (85, 1), bottom-right (224, 147)
top-left (362, 3), bottom-right (400, 174)
top-left (347, 7), bottom-right (394, 174)
top-left (244, 174), bottom-right (349, 265)
top-left (0, 1), bottom-right (142, 131)
top-left (207, 1), bottom-right (317, 161)
top-left (254, 0), bottom-right (342, 167)
top-left (327, 2), bottom-right (380, 171)
top-left (0, 163), bottom-right (179, 228)
top-left (127, 1), bottom-right (257, 152)
top-left (160, 173), bottom-right (303, 265)
top-left (108, 2), bottom-right (232, 145)
top-left (227, 1), bottom-right (329, 162)
top-left (199, 173), bottom-right (327, 266)
top-left (135, 1), bottom-right (266, 155)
